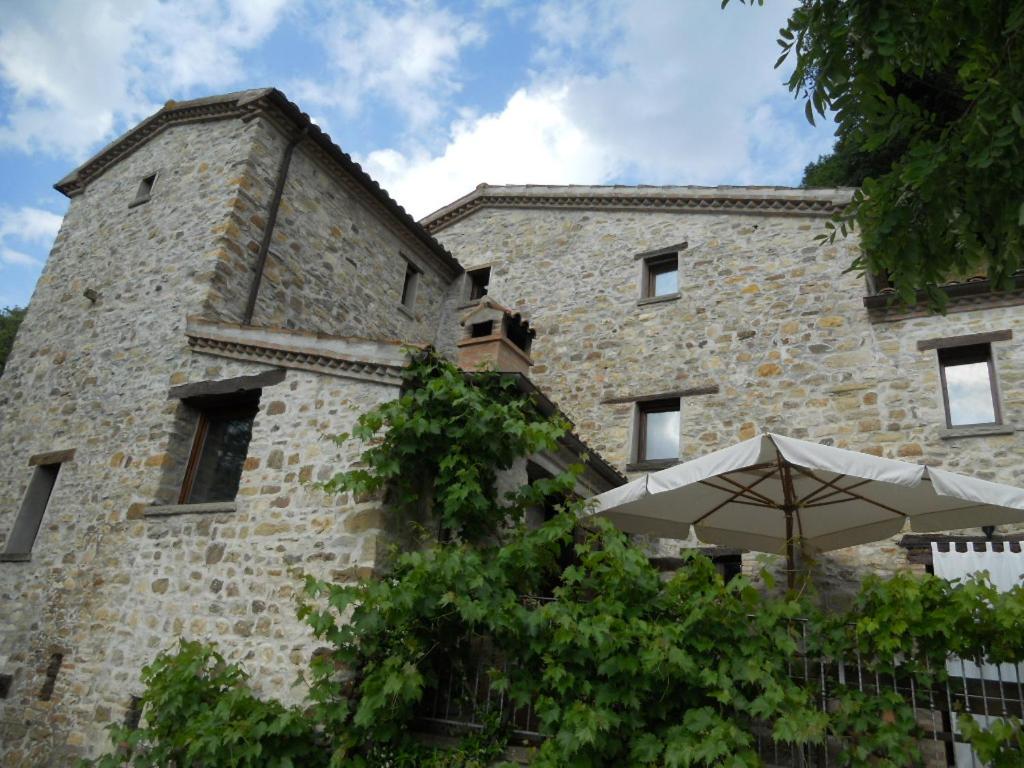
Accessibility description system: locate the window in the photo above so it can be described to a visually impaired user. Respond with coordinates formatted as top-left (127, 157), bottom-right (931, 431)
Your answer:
top-left (130, 173), bottom-right (157, 207)
top-left (38, 653), bottom-right (63, 701)
top-left (467, 266), bottom-right (490, 301)
top-left (3, 462), bottom-right (61, 558)
top-left (125, 696), bottom-right (143, 729)
top-left (636, 399), bottom-right (680, 462)
top-left (939, 344), bottom-right (1001, 427)
top-left (642, 253), bottom-right (679, 298)
top-left (179, 393), bottom-right (259, 504)
top-left (400, 261), bottom-right (419, 308)
top-left (0, 673), bottom-right (12, 700)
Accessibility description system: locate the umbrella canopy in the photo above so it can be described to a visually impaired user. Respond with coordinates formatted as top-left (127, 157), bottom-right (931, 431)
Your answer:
top-left (592, 433), bottom-right (1024, 584)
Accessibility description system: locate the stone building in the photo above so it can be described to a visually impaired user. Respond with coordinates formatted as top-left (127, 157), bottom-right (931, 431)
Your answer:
top-left (0, 88), bottom-right (1021, 764)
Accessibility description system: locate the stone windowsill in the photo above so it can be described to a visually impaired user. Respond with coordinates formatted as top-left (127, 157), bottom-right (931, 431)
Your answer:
top-left (636, 292), bottom-right (681, 307)
top-left (626, 459), bottom-right (679, 473)
top-left (144, 501), bottom-right (238, 517)
top-left (456, 299), bottom-right (482, 311)
top-left (939, 424), bottom-right (1016, 440)
top-left (396, 302), bottom-right (416, 320)
top-left (0, 552), bottom-right (31, 563)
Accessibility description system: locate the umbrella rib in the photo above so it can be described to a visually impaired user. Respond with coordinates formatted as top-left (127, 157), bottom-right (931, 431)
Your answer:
top-left (800, 476), bottom-right (873, 506)
top-left (791, 466), bottom-right (907, 518)
top-left (703, 469), bottom-right (780, 507)
top-left (698, 480), bottom-right (775, 507)
top-left (692, 469), bottom-right (782, 525)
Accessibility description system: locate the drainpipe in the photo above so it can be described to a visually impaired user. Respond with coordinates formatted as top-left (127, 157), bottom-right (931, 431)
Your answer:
top-left (242, 126), bottom-right (308, 325)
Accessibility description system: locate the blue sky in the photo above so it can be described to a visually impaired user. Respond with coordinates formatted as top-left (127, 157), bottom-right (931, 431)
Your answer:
top-left (0, 0), bottom-right (836, 309)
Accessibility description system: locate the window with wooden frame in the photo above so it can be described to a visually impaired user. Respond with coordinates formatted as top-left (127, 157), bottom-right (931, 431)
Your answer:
top-left (938, 343), bottom-right (1002, 428)
top-left (642, 252), bottom-right (679, 298)
top-left (178, 392), bottom-right (259, 504)
top-left (636, 398), bottom-right (680, 462)
top-left (467, 266), bottom-right (490, 301)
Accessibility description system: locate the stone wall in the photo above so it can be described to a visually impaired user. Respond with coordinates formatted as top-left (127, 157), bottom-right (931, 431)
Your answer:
top-left (0, 112), bottom-right (418, 764)
top-left (239, 116), bottom-right (455, 344)
top-left (431, 198), bottom-right (1024, 600)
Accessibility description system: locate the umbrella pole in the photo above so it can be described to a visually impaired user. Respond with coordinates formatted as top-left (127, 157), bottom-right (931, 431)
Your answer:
top-left (777, 450), bottom-right (799, 592)
top-left (784, 507), bottom-right (796, 591)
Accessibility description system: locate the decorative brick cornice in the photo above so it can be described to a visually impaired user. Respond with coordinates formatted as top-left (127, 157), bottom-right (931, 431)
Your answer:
top-left (55, 91), bottom-right (268, 198)
top-left (185, 317), bottom-right (409, 386)
top-left (422, 185), bottom-right (854, 232)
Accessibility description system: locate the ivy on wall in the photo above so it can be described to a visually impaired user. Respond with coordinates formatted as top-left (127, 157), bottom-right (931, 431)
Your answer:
top-left (87, 352), bottom-right (1024, 766)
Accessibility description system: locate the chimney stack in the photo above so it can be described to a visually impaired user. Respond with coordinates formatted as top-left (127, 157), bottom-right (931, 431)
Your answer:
top-left (456, 299), bottom-right (535, 376)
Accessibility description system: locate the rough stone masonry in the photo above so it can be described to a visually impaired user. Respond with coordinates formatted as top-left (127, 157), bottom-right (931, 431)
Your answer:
top-left (0, 89), bottom-right (1021, 765)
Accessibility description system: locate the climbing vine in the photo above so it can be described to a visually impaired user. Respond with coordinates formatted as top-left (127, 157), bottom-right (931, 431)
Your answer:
top-left (88, 351), bottom-right (1024, 766)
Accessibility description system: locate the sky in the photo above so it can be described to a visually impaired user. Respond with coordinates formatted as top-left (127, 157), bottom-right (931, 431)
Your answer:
top-left (0, 0), bottom-right (837, 309)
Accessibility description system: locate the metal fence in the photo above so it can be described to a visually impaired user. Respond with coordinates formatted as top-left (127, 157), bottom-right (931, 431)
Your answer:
top-left (413, 617), bottom-right (1024, 767)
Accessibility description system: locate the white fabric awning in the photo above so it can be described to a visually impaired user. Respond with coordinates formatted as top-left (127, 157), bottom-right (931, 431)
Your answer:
top-left (591, 433), bottom-right (1024, 555)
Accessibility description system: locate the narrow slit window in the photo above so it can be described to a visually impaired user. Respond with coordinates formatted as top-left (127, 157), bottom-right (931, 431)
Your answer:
top-left (125, 696), bottom-right (143, 729)
top-left (179, 393), bottom-right (259, 504)
top-left (0, 673), bottom-right (12, 700)
top-left (467, 267), bottom-right (490, 301)
top-left (3, 463), bottom-right (61, 557)
top-left (938, 344), bottom-right (1001, 427)
top-left (637, 399), bottom-right (680, 462)
top-left (38, 653), bottom-right (63, 701)
top-left (643, 253), bottom-right (679, 298)
top-left (131, 173), bottom-right (157, 207)
top-left (400, 262), bottom-right (419, 308)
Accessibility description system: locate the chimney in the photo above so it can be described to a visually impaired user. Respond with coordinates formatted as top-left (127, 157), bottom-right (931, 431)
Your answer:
top-left (456, 299), bottom-right (535, 376)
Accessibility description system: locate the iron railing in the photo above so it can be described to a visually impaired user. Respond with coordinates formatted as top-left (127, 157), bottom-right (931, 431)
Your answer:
top-left (413, 616), bottom-right (1023, 767)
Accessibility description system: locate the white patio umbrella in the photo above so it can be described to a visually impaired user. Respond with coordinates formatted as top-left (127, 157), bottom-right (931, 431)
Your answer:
top-left (591, 433), bottom-right (1024, 588)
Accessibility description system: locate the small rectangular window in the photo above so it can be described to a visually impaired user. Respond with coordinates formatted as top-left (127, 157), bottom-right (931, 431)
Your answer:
top-left (0, 673), bottom-right (12, 700)
top-left (3, 463), bottom-right (61, 557)
top-left (179, 394), bottom-right (259, 504)
top-left (939, 344), bottom-right (1001, 427)
top-left (643, 253), bottom-right (679, 298)
top-left (637, 399), bottom-right (680, 462)
top-left (401, 262), bottom-right (419, 308)
top-left (125, 696), bottom-right (144, 729)
top-left (38, 653), bottom-right (63, 701)
top-left (467, 267), bottom-right (490, 301)
top-left (130, 173), bottom-right (157, 207)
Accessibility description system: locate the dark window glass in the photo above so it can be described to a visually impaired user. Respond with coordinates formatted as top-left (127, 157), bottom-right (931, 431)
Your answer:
top-left (131, 174), bottom-right (156, 206)
top-left (938, 344), bottom-right (1000, 427)
top-left (468, 267), bottom-right (490, 300)
top-left (401, 263), bottom-right (418, 307)
top-left (644, 254), bottom-right (678, 297)
top-left (38, 653), bottom-right (62, 701)
top-left (181, 399), bottom-right (258, 504)
top-left (638, 399), bottom-right (680, 461)
top-left (4, 463), bottom-right (60, 556)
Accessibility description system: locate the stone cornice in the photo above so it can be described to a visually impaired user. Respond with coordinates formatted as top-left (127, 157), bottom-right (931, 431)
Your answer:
top-left (421, 185), bottom-right (855, 232)
top-left (185, 317), bottom-right (410, 386)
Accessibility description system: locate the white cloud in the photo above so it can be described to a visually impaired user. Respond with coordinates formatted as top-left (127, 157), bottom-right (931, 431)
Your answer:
top-left (0, 206), bottom-right (64, 270)
top-left (1, 248), bottom-right (42, 268)
top-left (362, 0), bottom-right (835, 219)
top-left (363, 87), bottom-right (620, 218)
top-left (0, 0), bottom-right (291, 158)
top-left (291, 0), bottom-right (486, 128)
top-left (0, 207), bottom-right (64, 245)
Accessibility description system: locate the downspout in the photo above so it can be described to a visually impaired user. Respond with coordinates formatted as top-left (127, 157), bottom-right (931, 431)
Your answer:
top-left (242, 126), bottom-right (308, 325)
